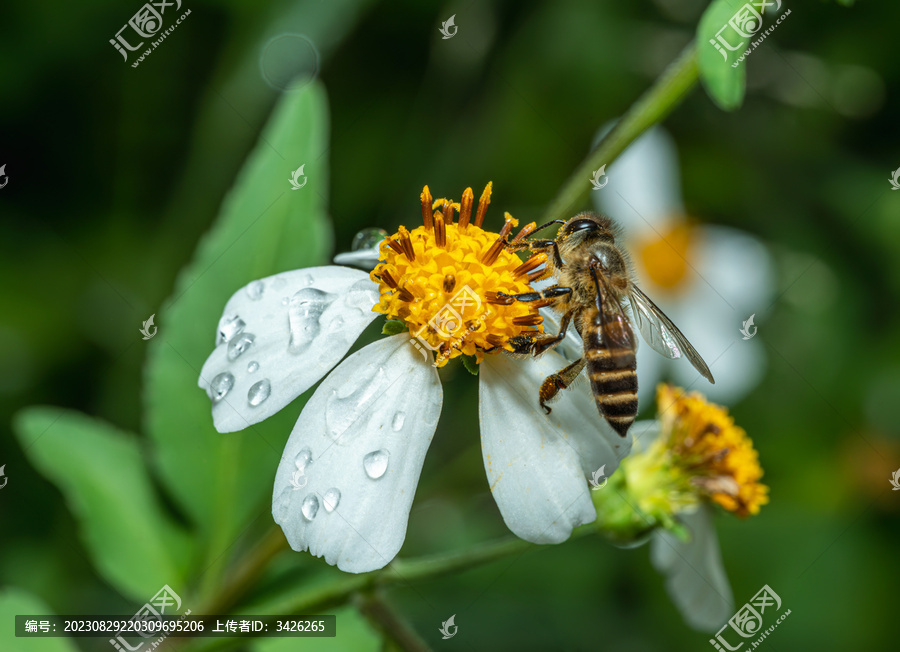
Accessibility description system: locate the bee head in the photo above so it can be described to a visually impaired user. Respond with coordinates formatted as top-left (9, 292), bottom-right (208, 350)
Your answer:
top-left (558, 212), bottom-right (616, 243)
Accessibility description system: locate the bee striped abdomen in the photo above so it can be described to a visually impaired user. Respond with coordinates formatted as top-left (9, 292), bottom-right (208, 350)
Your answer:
top-left (583, 307), bottom-right (638, 437)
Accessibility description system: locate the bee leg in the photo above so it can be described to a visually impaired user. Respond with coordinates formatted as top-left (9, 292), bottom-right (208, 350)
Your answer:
top-left (505, 239), bottom-right (565, 270)
top-left (539, 357), bottom-right (587, 414)
top-left (496, 289), bottom-right (574, 355)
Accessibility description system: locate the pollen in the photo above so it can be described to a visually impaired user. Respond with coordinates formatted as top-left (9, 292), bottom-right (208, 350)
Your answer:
top-left (637, 221), bottom-right (696, 292)
top-left (370, 183), bottom-right (543, 367)
top-left (657, 384), bottom-right (769, 517)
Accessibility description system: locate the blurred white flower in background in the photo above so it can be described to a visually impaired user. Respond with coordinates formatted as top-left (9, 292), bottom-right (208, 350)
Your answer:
top-left (594, 126), bottom-right (774, 406)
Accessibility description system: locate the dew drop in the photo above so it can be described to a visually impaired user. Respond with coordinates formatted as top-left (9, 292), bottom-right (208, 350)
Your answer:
top-left (288, 288), bottom-right (333, 354)
top-left (301, 274), bottom-right (315, 287)
top-left (247, 361), bottom-right (259, 373)
top-left (301, 494), bottom-right (319, 521)
top-left (392, 411), bottom-right (406, 431)
top-left (363, 450), bottom-right (389, 479)
top-left (217, 316), bottom-right (246, 345)
top-left (208, 372), bottom-right (234, 402)
top-left (245, 280), bottom-right (265, 300)
top-left (273, 487), bottom-right (292, 522)
top-left (248, 379), bottom-right (271, 407)
top-left (344, 279), bottom-right (379, 312)
top-left (351, 227), bottom-right (388, 251)
top-left (281, 296), bottom-right (289, 306)
top-left (323, 488), bottom-right (341, 512)
top-left (325, 367), bottom-right (387, 444)
top-left (294, 447), bottom-right (312, 472)
top-left (227, 333), bottom-right (256, 360)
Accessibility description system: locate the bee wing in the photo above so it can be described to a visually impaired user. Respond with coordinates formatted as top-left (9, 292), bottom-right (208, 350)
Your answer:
top-left (626, 285), bottom-right (715, 383)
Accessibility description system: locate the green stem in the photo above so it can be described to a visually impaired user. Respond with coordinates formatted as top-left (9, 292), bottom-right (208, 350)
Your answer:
top-left (538, 42), bottom-right (699, 225)
top-left (355, 592), bottom-right (433, 652)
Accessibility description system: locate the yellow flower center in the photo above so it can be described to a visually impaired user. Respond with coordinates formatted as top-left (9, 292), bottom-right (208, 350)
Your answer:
top-left (370, 183), bottom-right (545, 367)
top-left (636, 220), bottom-right (696, 292)
top-left (656, 384), bottom-right (769, 517)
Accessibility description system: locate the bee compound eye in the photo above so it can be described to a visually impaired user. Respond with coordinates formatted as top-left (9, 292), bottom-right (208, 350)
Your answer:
top-left (564, 218), bottom-right (599, 235)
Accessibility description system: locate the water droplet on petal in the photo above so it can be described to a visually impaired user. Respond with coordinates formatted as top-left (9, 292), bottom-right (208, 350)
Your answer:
top-left (363, 450), bottom-right (389, 479)
top-left (273, 487), bottom-right (292, 522)
top-left (344, 279), bottom-right (379, 312)
top-left (246, 280), bottom-right (265, 300)
top-left (323, 488), bottom-right (341, 512)
top-left (351, 228), bottom-right (388, 251)
top-left (248, 379), bottom-right (271, 406)
top-left (227, 333), bottom-right (256, 360)
top-left (301, 274), bottom-right (314, 287)
top-left (327, 314), bottom-right (345, 332)
top-left (301, 494), bottom-right (319, 521)
top-left (288, 288), bottom-right (333, 354)
top-left (281, 296), bottom-right (289, 306)
top-left (392, 411), bottom-right (406, 431)
top-left (247, 361), bottom-right (259, 373)
top-left (217, 316), bottom-right (246, 345)
top-left (325, 367), bottom-right (387, 444)
top-left (208, 372), bottom-right (234, 402)
top-left (294, 447), bottom-right (312, 472)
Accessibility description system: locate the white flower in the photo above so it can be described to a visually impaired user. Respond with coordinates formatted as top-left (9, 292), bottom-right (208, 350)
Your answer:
top-left (198, 184), bottom-right (632, 573)
top-left (594, 126), bottom-right (774, 405)
top-left (650, 505), bottom-right (734, 631)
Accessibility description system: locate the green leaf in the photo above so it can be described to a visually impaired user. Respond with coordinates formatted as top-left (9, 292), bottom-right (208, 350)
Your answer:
top-left (144, 82), bottom-right (332, 554)
top-left (0, 588), bottom-right (80, 652)
top-left (252, 607), bottom-right (380, 652)
top-left (696, 0), bottom-right (747, 111)
top-left (461, 355), bottom-right (479, 376)
top-left (13, 408), bottom-right (191, 601)
top-left (381, 319), bottom-right (407, 336)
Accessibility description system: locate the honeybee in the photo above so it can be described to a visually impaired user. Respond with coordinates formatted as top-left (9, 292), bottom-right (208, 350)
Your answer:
top-left (501, 212), bottom-right (714, 437)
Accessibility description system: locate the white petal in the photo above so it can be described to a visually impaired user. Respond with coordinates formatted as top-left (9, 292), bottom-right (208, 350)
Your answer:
top-left (272, 334), bottom-right (442, 573)
top-left (650, 505), bottom-right (734, 632)
top-left (332, 248), bottom-right (382, 271)
top-left (198, 266), bottom-right (380, 433)
top-left (592, 125), bottom-right (684, 237)
top-left (479, 352), bottom-right (632, 543)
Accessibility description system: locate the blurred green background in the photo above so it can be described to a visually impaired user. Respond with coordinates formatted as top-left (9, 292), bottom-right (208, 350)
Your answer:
top-left (2, 0), bottom-right (900, 650)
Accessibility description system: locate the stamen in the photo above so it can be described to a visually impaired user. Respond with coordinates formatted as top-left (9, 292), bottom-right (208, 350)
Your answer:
top-left (458, 187), bottom-right (474, 230)
top-left (485, 291), bottom-right (515, 305)
top-left (443, 274), bottom-right (456, 293)
top-left (474, 182), bottom-right (492, 227)
top-left (398, 225), bottom-right (416, 261)
top-left (420, 186), bottom-right (433, 230)
top-left (397, 286), bottom-right (415, 302)
top-left (513, 252), bottom-right (548, 278)
top-left (511, 221), bottom-right (537, 243)
top-left (486, 333), bottom-right (506, 348)
top-left (442, 201), bottom-right (455, 225)
top-left (481, 217), bottom-right (514, 265)
top-left (434, 212), bottom-right (447, 248)
top-left (513, 314), bottom-right (543, 326)
top-left (527, 268), bottom-right (551, 283)
top-left (387, 239), bottom-right (404, 256)
top-left (379, 268), bottom-right (398, 288)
